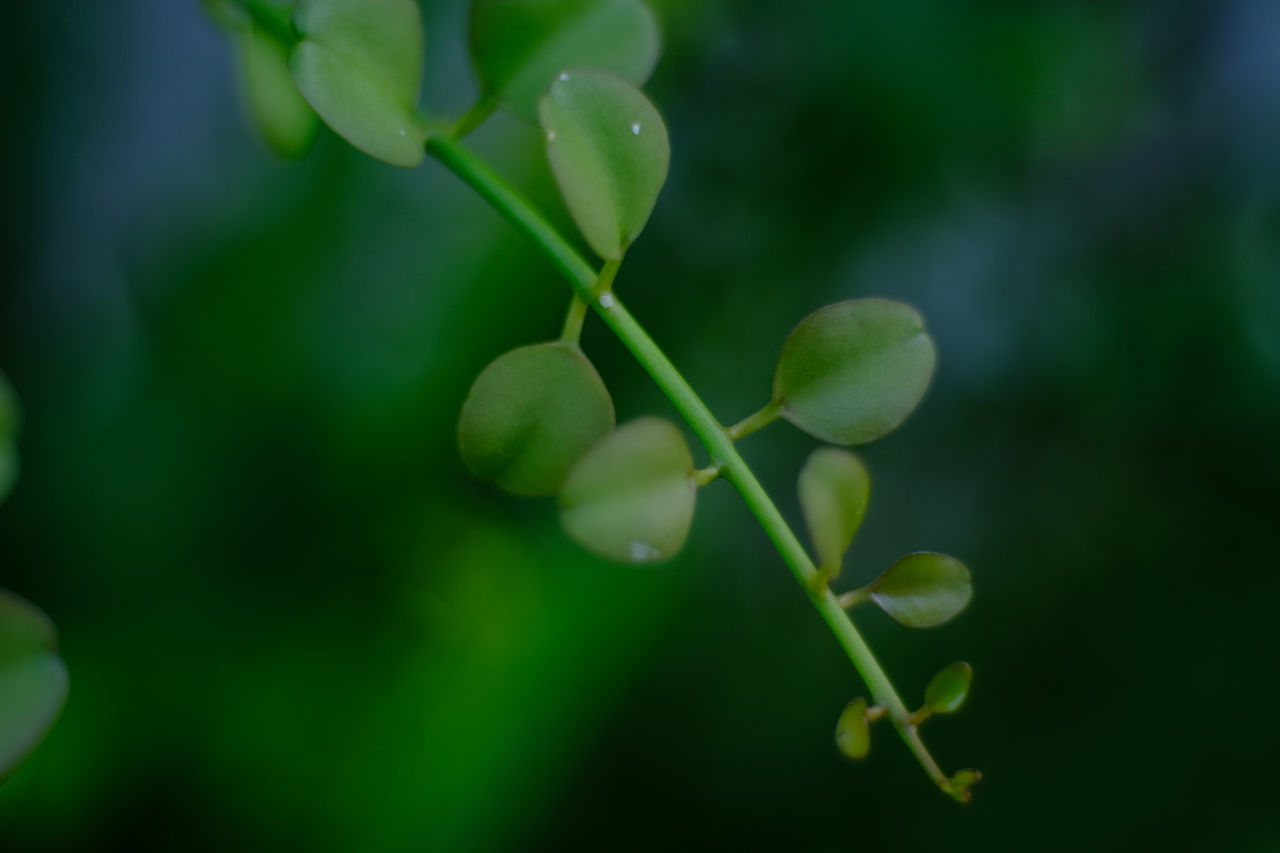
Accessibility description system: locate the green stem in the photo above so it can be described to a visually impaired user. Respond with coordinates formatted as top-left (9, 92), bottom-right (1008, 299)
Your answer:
top-left (838, 588), bottom-right (870, 610)
top-left (728, 401), bottom-right (782, 441)
top-left (424, 133), bottom-right (953, 794)
top-left (560, 296), bottom-right (589, 347)
top-left (448, 94), bottom-right (499, 141)
top-left (692, 465), bottom-right (722, 487)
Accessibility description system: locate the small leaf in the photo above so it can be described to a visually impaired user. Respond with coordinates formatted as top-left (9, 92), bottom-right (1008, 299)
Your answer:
top-left (925, 661), bottom-right (973, 714)
top-left (773, 299), bottom-right (936, 445)
top-left (0, 590), bottom-right (69, 781)
top-left (560, 417), bottom-right (695, 563)
top-left (238, 22), bottom-right (319, 160)
top-left (798, 447), bottom-right (870, 575)
top-left (291, 0), bottom-right (426, 167)
top-left (458, 343), bottom-right (614, 497)
top-left (540, 70), bottom-right (670, 260)
top-left (470, 0), bottom-right (660, 120)
top-left (868, 552), bottom-right (971, 628)
top-left (834, 697), bottom-right (870, 760)
top-left (945, 768), bottom-right (983, 803)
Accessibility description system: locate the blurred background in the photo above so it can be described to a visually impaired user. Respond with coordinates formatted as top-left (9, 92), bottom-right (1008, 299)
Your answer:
top-left (2, 0), bottom-right (1279, 849)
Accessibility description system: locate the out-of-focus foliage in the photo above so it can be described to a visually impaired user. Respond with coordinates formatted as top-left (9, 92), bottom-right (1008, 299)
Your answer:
top-left (1, 1), bottom-right (1279, 850)
top-left (0, 590), bottom-right (68, 782)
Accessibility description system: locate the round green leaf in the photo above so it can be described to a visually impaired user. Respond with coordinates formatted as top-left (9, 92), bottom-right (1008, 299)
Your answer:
top-left (470, 0), bottom-right (660, 121)
top-left (291, 0), bottom-right (426, 167)
top-left (239, 22), bottom-right (319, 160)
top-left (798, 447), bottom-right (870, 575)
top-left (0, 590), bottom-right (68, 782)
top-left (560, 417), bottom-right (695, 563)
top-left (834, 697), bottom-right (870, 760)
top-left (868, 552), bottom-right (971, 628)
top-left (773, 299), bottom-right (937, 445)
top-left (540, 70), bottom-right (670, 261)
top-left (458, 343), bottom-right (615, 497)
top-left (925, 661), bottom-right (973, 714)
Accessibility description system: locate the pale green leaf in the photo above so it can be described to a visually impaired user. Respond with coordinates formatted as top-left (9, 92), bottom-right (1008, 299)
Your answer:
top-left (773, 299), bottom-right (936, 445)
top-left (540, 70), bottom-right (669, 260)
top-left (239, 21), bottom-right (319, 160)
top-left (560, 418), bottom-right (695, 563)
top-left (925, 661), bottom-right (973, 714)
top-left (798, 447), bottom-right (870, 575)
top-left (458, 343), bottom-right (615, 497)
top-left (868, 552), bottom-right (972, 628)
top-left (834, 697), bottom-right (870, 760)
top-left (291, 0), bottom-right (426, 167)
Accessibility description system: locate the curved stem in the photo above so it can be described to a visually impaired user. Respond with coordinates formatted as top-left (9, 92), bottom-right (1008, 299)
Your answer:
top-left (728, 401), bottom-right (782, 441)
top-left (423, 133), bottom-right (954, 795)
top-left (449, 94), bottom-right (499, 141)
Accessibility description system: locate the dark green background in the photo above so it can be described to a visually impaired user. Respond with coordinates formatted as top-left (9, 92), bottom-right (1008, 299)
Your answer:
top-left (3, 1), bottom-right (1279, 850)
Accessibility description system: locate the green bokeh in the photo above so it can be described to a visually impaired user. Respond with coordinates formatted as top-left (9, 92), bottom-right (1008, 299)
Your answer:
top-left (1, 1), bottom-right (1279, 850)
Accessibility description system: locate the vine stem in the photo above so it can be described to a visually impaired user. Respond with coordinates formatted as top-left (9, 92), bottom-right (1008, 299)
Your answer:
top-left (423, 132), bottom-right (950, 793)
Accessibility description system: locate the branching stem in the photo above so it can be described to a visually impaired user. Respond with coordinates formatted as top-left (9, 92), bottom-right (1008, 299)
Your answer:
top-left (422, 130), bottom-right (953, 794)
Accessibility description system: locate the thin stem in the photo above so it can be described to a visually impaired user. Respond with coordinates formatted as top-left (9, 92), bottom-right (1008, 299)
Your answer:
top-left (692, 465), bottom-right (722, 487)
top-left (448, 94), bottom-right (499, 141)
top-left (838, 588), bottom-right (870, 610)
top-left (560, 296), bottom-right (589, 347)
top-left (728, 401), bottom-right (782, 441)
top-left (423, 133), bottom-right (955, 795)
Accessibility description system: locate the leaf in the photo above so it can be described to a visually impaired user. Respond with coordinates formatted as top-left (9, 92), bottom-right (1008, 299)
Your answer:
top-left (238, 21), bottom-right (319, 160)
top-left (945, 768), bottom-right (983, 803)
top-left (773, 299), bottom-right (936, 445)
top-left (458, 343), bottom-right (615, 497)
top-left (834, 698), bottom-right (870, 760)
top-left (925, 661), bottom-right (972, 714)
top-left (540, 70), bottom-right (669, 260)
top-left (470, 0), bottom-right (660, 121)
top-left (0, 590), bottom-right (69, 782)
top-left (291, 0), bottom-right (426, 167)
top-left (868, 552), bottom-right (972, 628)
top-left (798, 447), bottom-right (870, 575)
top-left (560, 418), bottom-right (695, 563)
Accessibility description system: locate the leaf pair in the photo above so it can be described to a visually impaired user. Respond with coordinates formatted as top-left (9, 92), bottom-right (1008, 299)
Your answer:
top-left (834, 663), bottom-right (973, 763)
top-left (0, 590), bottom-right (68, 782)
top-left (799, 447), bottom-right (970, 627)
top-left (458, 349), bottom-right (696, 563)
